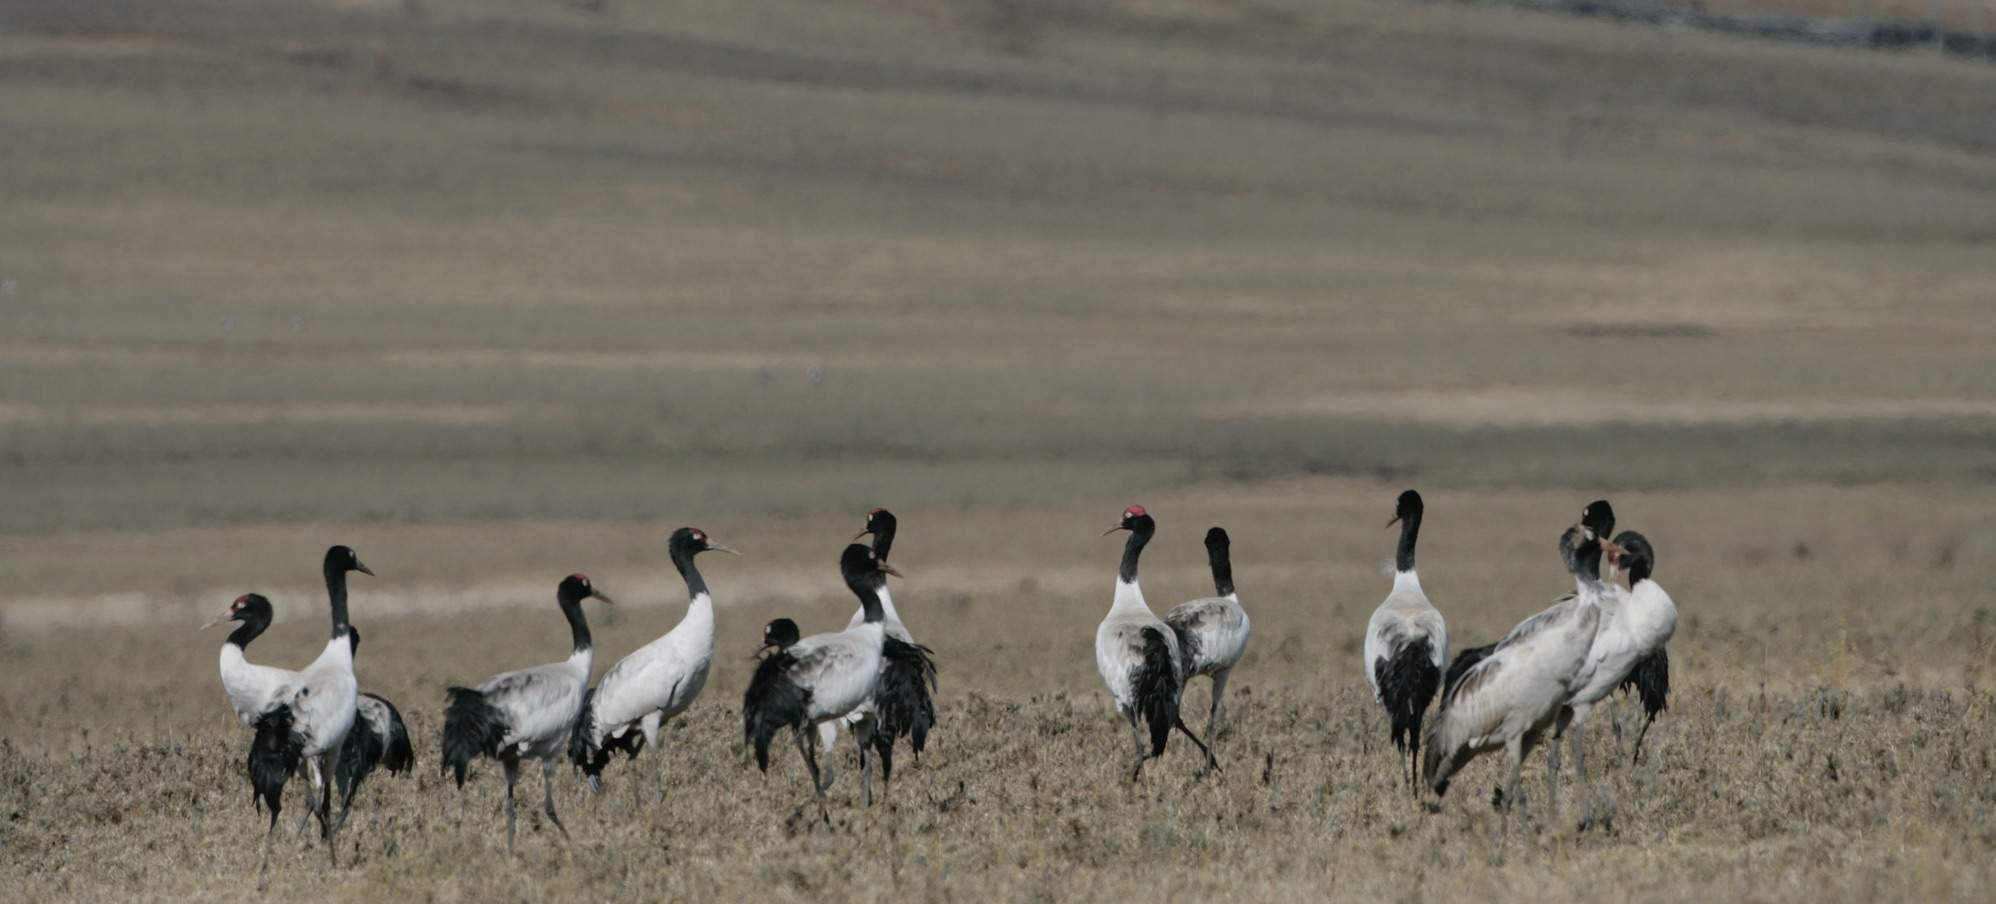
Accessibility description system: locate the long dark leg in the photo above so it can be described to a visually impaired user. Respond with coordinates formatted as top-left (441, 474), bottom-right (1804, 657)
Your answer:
top-left (855, 718), bottom-right (875, 809)
top-left (1571, 716), bottom-right (1590, 829)
top-left (1547, 708), bottom-right (1573, 823)
top-left (320, 748), bottom-right (343, 867)
top-left (1408, 713), bottom-right (1424, 794)
top-left (541, 759), bottom-right (570, 841)
top-left (502, 757), bottom-right (521, 857)
top-left (294, 760), bottom-right (320, 838)
top-left (1125, 714), bottom-right (1147, 782)
top-left (334, 764), bottom-right (363, 838)
top-left (1500, 735), bottom-right (1526, 834)
top-left (257, 799), bottom-right (280, 892)
top-left (1175, 717), bottom-right (1218, 774)
top-left (1630, 713), bottom-right (1656, 766)
top-left (1208, 669), bottom-right (1232, 740)
top-left (877, 742), bottom-right (895, 805)
top-left (793, 725), bottom-right (829, 825)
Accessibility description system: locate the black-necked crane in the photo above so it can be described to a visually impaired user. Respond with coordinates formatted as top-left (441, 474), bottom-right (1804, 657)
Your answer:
top-left (841, 507), bottom-right (938, 786)
top-left (743, 544), bottom-right (917, 818)
top-left (1608, 531), bottom-right (1675, 765)
top-left (1362, 490), bottom-right (1446, 789)
top-left (229, 545), bottom-right (372, 887)
top-left (333, 627), bottom-right (414, 829)
top-left (1095, 505), bottom-right (1215, 781)
top-left (759, 618), bottom-right (801, 654)
top-left (570, 528), bottom-right (737, 801)
top-left (1422, 523), bottom-right (1618, 824)
top-left (205, 590), bottom-right (301, 870)
top-left (1444, 500), bottom-right (1616, 697)
top-left (206, 593), bottom-right (294, 728)
top-left (1552, 527), bottom-right (1678, 829)
top-left (441, 573), bottom-right (613, 855)
top-left (1164, 526), bottom-right (1251, 744)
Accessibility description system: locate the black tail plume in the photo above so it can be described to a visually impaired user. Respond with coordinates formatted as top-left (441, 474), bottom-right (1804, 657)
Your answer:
top-left (742, 651), bottom-right (811, 772)
top-left (1132, 627), bottom-right (1181, 758)
top-left (570, 687), bottom-right (646, 790)
top-left (441, 687), bottom-right (508, 789)
top-left (1378, 638), bottom-right (1441, 754)
top-left (875, 636), bottom-right (938, 757)
top-left (248, 705), bottom-right (302, 820)
top-left (567, 687), bottom-right (598, 773)
top-left (1442, 642), bottom-right (1495, 700)
top-left (1620, 647), bottom-right (1670, 720)
top-left (374, 696), bottom-right (415, 774)
top-left (336, 719), bottom-right (386, 803)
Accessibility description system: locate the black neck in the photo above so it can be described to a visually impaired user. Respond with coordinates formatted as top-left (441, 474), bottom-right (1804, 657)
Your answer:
top-left (872, 523), bottom-right (896, 562)
top-left (1573, 542), bottom-right (1604, 584)
top-left (1118, 519), bottom-right (1153, 584)
top-left (1627, 557), bottom-right (1653, 585)
top-left (849, 579), bottom-right (885, 624)
top-left (559, 596), bottom-right (592, 653)
top-left (322, 561), bottom-right (350, 640)
top-left (1395, 511), bottom-right (1422, 574)
top-left (1208, 545), bottom-right (1234, 598)
top-left (671, 543), bottom-right (709, 599)
top-left (227, 611), bottom-right (270, 650)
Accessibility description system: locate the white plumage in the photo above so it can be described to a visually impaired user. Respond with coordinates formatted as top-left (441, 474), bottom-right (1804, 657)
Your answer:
top-left (1423, 523), bottom-right (1613, 818)
top-left (1164, 526), bottom-right (1250, 741)
top-left (742, 544), bottom-right (899, 817)
top-left (207, 593), bottom-right (294, 727)
top-left (441, 573), bottom-right (611, 855)
top-left (1554, 528), bottom-right (1677, 826)
top-left (1362, 490), bottom-right (1448, 788)
top-left (231, 545), bottom-right (372, 889)
top-left (573, 528), bottom-right (735, 796)
top-left (1095, 506), bottom-right (1213, 781)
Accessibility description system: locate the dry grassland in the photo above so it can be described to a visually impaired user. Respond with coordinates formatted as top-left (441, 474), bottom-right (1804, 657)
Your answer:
top-left (2, 0), bottom-right (1993, 901)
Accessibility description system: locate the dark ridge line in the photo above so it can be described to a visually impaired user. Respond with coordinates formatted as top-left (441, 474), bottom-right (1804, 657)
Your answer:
top-left (1443, 0), bottom-right (1996, 61)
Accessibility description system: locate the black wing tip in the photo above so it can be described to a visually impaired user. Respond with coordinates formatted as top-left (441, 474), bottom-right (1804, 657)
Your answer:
top-left (742, 650), bottom-right (811, 772)
top-left (1379, 639), bottom-right (1441, 753)
top-left (875, 637), bottom-right (940, 745)
top-left (1133, 627), bottom-right (1180, 757)
top-left (441, 686), bottom-right (508, 789)
top-left (1620, 647), bottom-right (1671, 717)
top-left (1441, 643), bottom-right (1496, 701)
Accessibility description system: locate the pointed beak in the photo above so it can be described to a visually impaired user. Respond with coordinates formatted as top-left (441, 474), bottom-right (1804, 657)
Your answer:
top-left (1387, 515), bottom-right (1401, 528)
top-left (853, 528), bottom-right (872, 541)
top-left (1101, 524), bottom-right (1126, 537)
top-left (708, 543), bottom-right (741, 557)
top-left (200, 614), bottom-right (232, 630)
top-left (880, 562), bottom-right (904, 579)
top-left (590, 589), bottom-right (616, 606)
top-left (355, 561), bottom-right (375, 577)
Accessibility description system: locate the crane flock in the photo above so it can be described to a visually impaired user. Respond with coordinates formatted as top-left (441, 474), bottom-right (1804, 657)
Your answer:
top-left (209, 497), bottom-right (1678, 881)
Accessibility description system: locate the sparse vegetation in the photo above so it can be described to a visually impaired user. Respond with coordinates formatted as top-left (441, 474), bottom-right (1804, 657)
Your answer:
top-left (1, 0), bottom-right (1993, 901)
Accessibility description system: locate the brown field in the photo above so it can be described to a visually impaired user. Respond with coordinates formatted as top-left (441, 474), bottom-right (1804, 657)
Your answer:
top-left (2, 0), bottom-right (1994, 901)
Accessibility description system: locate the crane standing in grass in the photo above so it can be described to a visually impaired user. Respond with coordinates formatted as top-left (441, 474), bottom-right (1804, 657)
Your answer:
top-left (333, 626), bottom-right (414, 830)
top-left (442, 574), bottom-right (613, 855)
top-left (1095, 506), bottom-right (1216, 781)
top-left (744, 544), bottom-right (914, 818)
top-left (570, 528), bottom-right (737, 803)
top-left (1423, 523), bottom-right (1619, 825)
top-left (1165, 526), bottom-right (1251, 745)
top-left (1609, 531), bottom-right (1676, 766)
top-left (1363, 490), bottom-right (1446, 790)
top-left (234, 546), bottom-right (372, 888)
